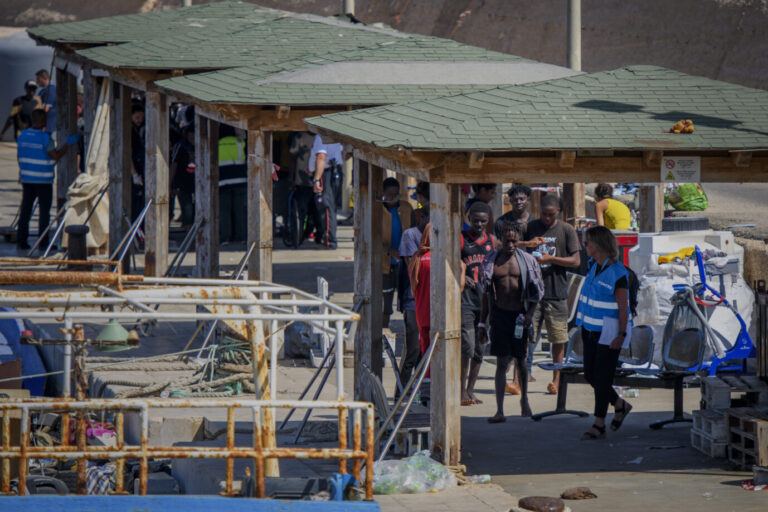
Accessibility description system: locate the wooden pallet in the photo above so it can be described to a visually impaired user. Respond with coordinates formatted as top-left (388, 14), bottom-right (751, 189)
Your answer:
top-left (726, 408), bottom-right (768, 468)
top-left (691, 429), bottom-right (728, 458)
top-left (701, 376), bottom-right (768, 410)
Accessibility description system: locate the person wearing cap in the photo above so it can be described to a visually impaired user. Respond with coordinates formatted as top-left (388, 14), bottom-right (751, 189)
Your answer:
top-left (1, 80), bottom-right (38, 141)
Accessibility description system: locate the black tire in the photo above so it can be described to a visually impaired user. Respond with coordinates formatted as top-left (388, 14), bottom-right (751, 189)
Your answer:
top-left (661, 217), bottom-right (709, 232)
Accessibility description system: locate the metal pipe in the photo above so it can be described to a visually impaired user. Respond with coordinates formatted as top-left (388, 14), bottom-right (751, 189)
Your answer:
top-left (293, 354), bottom-right (336, 444)
top-left (40, 219), bottom-right (67, 259)
top-left (567, 0), bottom-right (581, 71)
top-left (82, 185), bottom-right (109, 226)
top-left (335, 320), bottom-right (344, 400)
top-left (279, 340), bottom-right (337, 430)
top-left (376, 332), bottom-right (438, 462)
top-left (63, 317), bottom-right (73, 398)
top-left (0, 311), bottom-right (355, 322)
top-left (166, 220), bottom-right (199, 276)
top-left (0, 296), bottom-right (327, 308)
top-left (113, 199), bottom-right (152, 271)
top-left (373, 332), bottom-right (439, 445)
top-left (27, 202), bottom-right (62, 256)
top-left (109, 201), bottom-right (150, 263)
top-left (0, 398), bottom-right (372, 409)
top-left (0, 271), bottom-right (141, 286)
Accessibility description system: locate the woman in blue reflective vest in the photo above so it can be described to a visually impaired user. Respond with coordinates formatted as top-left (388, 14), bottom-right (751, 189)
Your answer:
top-left (575, 226), bottom-right (632, 440)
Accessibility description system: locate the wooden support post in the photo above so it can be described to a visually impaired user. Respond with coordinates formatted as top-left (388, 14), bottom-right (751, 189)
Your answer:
top-left (639, 185), bottom-right (663, 233)
top-left (530, 188), bottom-right (543, 219)
top-left (55, 67), bottom-right (77, 213)
top-left (341, 153), bottom-right (354, 215)
top-left (143, 91), bottom-right (169, 277)
top-left (247, 129), bottom-right (273, 282)
top-left (108, 82), bottom-right (131, 257)
top-left (195, 114), bottom-right (219, 278)
top-left (81, 66), bottom-right (99, 159)
top-left (429, 182), bottom-right (462, 466)
top-left (562, 183), bottom-right (585, 224)
top-left (353, 159), bottom-right (384, 400)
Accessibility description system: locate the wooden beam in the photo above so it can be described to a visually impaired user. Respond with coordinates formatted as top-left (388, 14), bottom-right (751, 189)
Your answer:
top-left (143, 91), bottom-right (169, 277)
top-left (310, 125), bottom-right (444, 172)
top-left (195, 114), bottom-right (220, 278)
top-left (247, 130), bottom-right (273, 282)
top-left (248, 108), bottom-right (344, 132)
top-left (562, 183), bottom-right (586, 223)
top-left (276, 105), bottom-right (291, 119)
top-left (639, 185), bottom-right (663, 233)
top-left (731, 151), bottom-right (753, 168)
top-left (643, 150), bottom-right (663, 169)
top-left (108, 68), bottom-right (170, 93)
top-left (55, 66), bottom-right (78, 213)
top-left (440, 156), bottom-right (768, 183)
top-left (81, 65), bottom-right (99, 160)
top-left (557, 150), bottom-right (576, 168)
top-left (468, 151), bottom-right (484, 169)
top-left (429, 181), bottom-right (462, 466)
top-left (108, 81), bottom-right (132, 260)
top-left (352, 149), bottom-right (431, 182)
top-left (197, 104), bottom-right (250, 131)
top-left (353, 159), bottom-right (384, 399)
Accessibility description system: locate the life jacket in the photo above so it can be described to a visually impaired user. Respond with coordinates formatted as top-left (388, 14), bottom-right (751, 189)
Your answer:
top-left (17, 128), bottom-right (55, 184)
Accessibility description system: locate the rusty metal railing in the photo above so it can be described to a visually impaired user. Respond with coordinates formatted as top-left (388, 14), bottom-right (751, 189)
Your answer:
top-left (0, 398), bottom-right (374, 499)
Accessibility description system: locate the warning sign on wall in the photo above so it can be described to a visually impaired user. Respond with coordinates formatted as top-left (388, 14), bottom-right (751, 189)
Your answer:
top-left (661, 156), bottom-right (701, 182)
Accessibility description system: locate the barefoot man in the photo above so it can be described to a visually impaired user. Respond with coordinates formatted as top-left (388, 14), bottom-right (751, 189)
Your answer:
top-left (485, 221), bottom-right (544, 422)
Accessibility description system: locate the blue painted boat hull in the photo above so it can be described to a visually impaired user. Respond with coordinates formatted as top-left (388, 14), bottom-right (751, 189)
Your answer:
top-left (7, 495), bottom-right (380, 511)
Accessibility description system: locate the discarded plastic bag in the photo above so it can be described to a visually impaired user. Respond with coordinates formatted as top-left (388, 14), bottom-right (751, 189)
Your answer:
top-left (373, 450), bottom-right (457, 494)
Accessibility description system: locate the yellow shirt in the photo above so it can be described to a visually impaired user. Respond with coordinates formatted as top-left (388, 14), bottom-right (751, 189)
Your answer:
top-left (603, 198), bottom-right (631, 230)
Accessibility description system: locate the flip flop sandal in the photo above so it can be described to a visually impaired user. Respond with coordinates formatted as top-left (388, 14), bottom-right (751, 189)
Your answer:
top-left (487, 415), bottom-right (506, 424)
top-left (461, 399), bottom-right (474, 406)
top-left (580, 424), bottom-right (606, 440)
top-left (611, 401), bottom-right (633, 431)
top-left (472, 398), bottom-right (484, 405)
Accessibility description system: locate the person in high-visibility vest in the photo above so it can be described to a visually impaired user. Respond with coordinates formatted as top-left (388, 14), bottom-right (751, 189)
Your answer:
top-left (218, 126), bottom-right (247, 243)
top-left (16, 109), bottom-right (78, 250)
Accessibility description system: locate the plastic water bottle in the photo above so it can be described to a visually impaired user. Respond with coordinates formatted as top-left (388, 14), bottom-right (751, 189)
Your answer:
top-left (514, 314), bottom-right (525, 339)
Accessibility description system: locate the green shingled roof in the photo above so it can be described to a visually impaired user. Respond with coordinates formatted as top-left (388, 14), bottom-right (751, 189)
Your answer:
top-left (305, 66), bottom-right (768, 151)
top-left (28, 1), bottom-right (283, 44)
top-left (32, 1), bottom-right (569, 107)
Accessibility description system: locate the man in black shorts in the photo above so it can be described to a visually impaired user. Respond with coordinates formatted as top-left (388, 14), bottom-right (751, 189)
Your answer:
top-left (485, 221), bottom-right (544, 422)
top-left (460, 201), bottom-right (496, 405)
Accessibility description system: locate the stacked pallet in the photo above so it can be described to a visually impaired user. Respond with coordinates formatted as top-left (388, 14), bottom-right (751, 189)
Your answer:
top-left (725, 408), bottom-right (768, 469)
top-left (690, 376), bottom-right (768, 459)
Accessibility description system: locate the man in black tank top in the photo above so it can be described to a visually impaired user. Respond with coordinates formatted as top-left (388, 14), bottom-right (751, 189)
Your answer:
top-left (460, 202), bottom-right (497, 405)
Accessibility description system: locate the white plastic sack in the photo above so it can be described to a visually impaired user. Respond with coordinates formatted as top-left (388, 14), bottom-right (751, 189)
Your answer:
top-left (635, 258), bottom-right (753, 366)
top-left (373, 450), bottom-right (457, 494)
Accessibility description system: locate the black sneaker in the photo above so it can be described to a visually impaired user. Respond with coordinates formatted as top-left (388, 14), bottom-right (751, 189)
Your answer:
top-left (17, 242), bottom-right (31, 251)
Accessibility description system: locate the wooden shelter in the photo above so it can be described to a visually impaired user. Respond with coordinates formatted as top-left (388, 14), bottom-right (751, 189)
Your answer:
top-left (306, 65), bottom-right (768, 464)
top-left (27, 1), bottom-right (580, 281)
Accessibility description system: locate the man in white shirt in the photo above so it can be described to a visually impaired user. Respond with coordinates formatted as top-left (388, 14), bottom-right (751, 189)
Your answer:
top-left (309, 135), bottom-right (343, 249)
